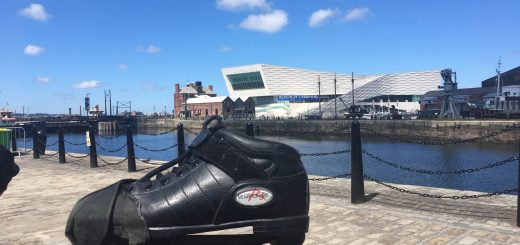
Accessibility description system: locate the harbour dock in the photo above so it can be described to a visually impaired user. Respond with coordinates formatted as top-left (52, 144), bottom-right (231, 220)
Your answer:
top-left (1, 153), bottom-right (519, 244)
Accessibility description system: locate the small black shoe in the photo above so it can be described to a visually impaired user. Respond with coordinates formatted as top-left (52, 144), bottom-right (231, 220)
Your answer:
top-left (66, 116), bottom-right (309, 245)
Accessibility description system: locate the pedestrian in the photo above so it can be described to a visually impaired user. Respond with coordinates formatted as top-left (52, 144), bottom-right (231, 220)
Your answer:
top-left (0, 144), bottom-right (19, 196)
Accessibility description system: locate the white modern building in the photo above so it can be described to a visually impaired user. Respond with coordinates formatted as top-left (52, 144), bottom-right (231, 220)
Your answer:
top-left (221, 64), bottom-right (441, 118)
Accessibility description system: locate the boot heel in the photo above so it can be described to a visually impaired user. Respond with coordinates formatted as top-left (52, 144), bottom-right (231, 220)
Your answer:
top-left (252, 215), bottom-right (308, 236)
top-left (268, 233), bottom-right (306, 245)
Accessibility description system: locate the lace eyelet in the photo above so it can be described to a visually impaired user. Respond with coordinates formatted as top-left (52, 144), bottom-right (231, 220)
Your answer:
top-left (160, 179), bottom-right (169, 185)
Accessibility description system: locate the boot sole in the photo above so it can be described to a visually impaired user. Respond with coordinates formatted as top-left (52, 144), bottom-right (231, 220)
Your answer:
top-left (148, 215), bottom-right (309, 238)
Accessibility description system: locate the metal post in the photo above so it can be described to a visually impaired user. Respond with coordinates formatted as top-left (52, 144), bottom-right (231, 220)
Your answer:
top-left (351, 72), bottom-right (355, 106)
top-left (246, 123), bottom-right (254, 137)
top-left (11, 129), bottom-right (17, 152)
top-left (334, 72), bottom-right (337, 119)
top-left (255, 125), bottom-right (260, 136)
top-left (126, 125), bottom-right (136, 172)
top-left (58, 127), bottom-right (65, 163)
top-left (318, 75), bottom-right (321, 116)
top-left (517, 141), bottom-right (520, 227)
top-left (351, 120), bottom-right (365, 203)
top-left (88, 126), bottom-right (98, 168)
top-left (177, 123), bottom-right (185, 155)
top-left (32, 131), bottom-right (39, 159)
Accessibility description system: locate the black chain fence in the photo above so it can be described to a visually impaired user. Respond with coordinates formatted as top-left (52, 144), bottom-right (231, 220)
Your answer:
top-left (138, 127), bottom-right (178, 136)
top-left (65, 152), bottom-right (90, 159)
top-left (97, 155), bottom-right (128, 166)
top-left (308, 173), bottom-right (351, 181)
top-left (136, 157), bottom-right (167, 166)
top-left (362, 149), bottom-right (518, 175)
top-left (300, 149), bottom-right (351, 157)
top-left (64, 139), bottom-right (87, 146)
top-left (96, 142), bottom-right (128, 153)
top-left (364, 174), bottom-right (518, 199)
top-left (134, 142), bottom-right (178, 152)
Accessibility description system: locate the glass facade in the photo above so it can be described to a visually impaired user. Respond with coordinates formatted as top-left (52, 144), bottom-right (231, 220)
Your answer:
top-left (227, 72), bottom-right (265, 90)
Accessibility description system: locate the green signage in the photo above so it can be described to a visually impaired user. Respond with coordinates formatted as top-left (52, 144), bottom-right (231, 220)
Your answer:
top-left (227, 72), bottom-right (265, 90)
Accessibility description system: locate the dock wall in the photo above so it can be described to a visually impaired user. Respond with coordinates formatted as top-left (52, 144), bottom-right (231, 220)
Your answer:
top-left (137, 119), bottom-right (520, 142)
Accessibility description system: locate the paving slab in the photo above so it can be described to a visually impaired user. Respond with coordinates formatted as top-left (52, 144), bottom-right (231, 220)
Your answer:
top-left (0, 153), bottom-right (519, 244)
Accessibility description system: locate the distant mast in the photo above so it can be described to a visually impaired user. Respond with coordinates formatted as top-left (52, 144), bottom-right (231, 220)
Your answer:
top-left (496, 56), bottom-right (502, 97)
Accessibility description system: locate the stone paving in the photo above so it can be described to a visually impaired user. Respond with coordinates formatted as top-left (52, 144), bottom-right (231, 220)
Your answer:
top-left (1, 153), bottom-right (520, 244)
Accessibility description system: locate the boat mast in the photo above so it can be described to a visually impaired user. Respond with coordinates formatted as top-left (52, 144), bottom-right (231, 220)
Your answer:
top-left (496, 56), bottom-right (502, 97)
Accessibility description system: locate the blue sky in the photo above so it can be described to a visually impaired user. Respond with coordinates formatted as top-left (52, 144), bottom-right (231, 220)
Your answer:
top-left (0, 0), bottom-right (519, 114)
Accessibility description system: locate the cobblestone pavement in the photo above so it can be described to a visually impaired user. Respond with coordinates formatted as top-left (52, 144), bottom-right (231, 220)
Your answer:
top-left (1, 154), bottom-right (519, 244)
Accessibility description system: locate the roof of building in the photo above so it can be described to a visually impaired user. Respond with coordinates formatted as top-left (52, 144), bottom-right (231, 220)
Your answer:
top-left (422, 87), bottom-right (495, 97)
top-left (202, 88), bottom-right (216, 94)
top-left (186, 96), bottom-right (229, 104)
top-left (482, 65), bottom-right (520, 87)
top-left (230, 96), bottom-right (251, 102)
top-left (179, 87), bottom-right (198, 94)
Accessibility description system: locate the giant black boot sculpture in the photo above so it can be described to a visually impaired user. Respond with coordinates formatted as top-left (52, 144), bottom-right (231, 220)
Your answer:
top-left (66, 116), bottom-right (309, 245)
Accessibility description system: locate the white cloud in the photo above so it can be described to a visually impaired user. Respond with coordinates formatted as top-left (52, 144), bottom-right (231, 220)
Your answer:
top-left (137, 45), bottom-right (161, 54)
top-left (240, 10), bottom-right (288, 33)
top-left (117, 64), bottom-right (128, 70)
top-left (19, 3), bottom-right (50, 21)
top-left (345, 7), bottom-right (372, 22)
top-left (24, 44), bottom-right (45, 56)
top-left (309, 8), bottom-right (339, 28)
top-left (73, 80), bottom-right (101, 89)
top-left (216, 0), bottom-right (270, 11)
top-left (219, 46), bottom-right (232, 52)
top-left (34, 76), bottom-right (50, 83)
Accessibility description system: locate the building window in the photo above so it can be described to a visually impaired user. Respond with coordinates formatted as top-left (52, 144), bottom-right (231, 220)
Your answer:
top-left (215, 109), bottom-right (218, 115)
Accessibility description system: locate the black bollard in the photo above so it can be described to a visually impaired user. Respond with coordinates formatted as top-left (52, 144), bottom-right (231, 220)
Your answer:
top-left (246, 123), bottom-right (254, 137)
top-left (126, 125), bottom-right (136, 172)
top-left (58, 127), bottom-right (66, 163)
top-left (255, 125), bottom-right (260, 136)
top-left (32, 132), bottom-right (40, 159)
top-left (177, 123), bottom-right (185, 155)
top-left (88, 126), bottom-right (98, 168)
top-left (517, 142), bottom-right (520, 227)
top-left (11, 129), bottom-right (17, 152)
top-left (351, 120), bottom-right (365, 204)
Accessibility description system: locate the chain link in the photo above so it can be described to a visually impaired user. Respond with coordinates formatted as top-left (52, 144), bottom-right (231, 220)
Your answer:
top-left (308, 173), bottom-right (351, 181)
top-left (136, 157), bottom-right (167, 166)
top-left (97, 155), bottom-right (128, 166)
top-left (183, 128), bottom-right (200, 136)
top-left (134, 142), bottom-right (178, 152)
top-left (300, 149), bottom-right (351, 157)
top-left (360, 124), bottom-right (520, 145)
top-left (139, 127), bottom-right (178, 136)
top-left (96, 142), bottom-right (128, 153)
top-left (362, 149), bottom-right (518, 175)
top-left (64, 139), bottom-right (87, 146)
top-left (35, 138), bottom-right (59, 147)
top-left (364, 174), bottom-right (518, 199)
top-left (41, 151), bottom-right (60, 158)
top-left (97, 134), bottom-right (119, 140)
top-left (65, 152), bottom-right (90, 158)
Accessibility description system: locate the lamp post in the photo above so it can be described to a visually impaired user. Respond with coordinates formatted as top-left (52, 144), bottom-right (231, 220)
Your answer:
top-left (318, 75), bottom-right (321, 116)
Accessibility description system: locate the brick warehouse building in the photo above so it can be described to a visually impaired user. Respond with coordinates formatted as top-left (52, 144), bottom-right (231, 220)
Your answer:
top-left (185, 96), bottom-right (234, 118)
top-left (174, 81), bottom-right (216, 117)
top-left (173, 81), bottom-right (255, 118)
